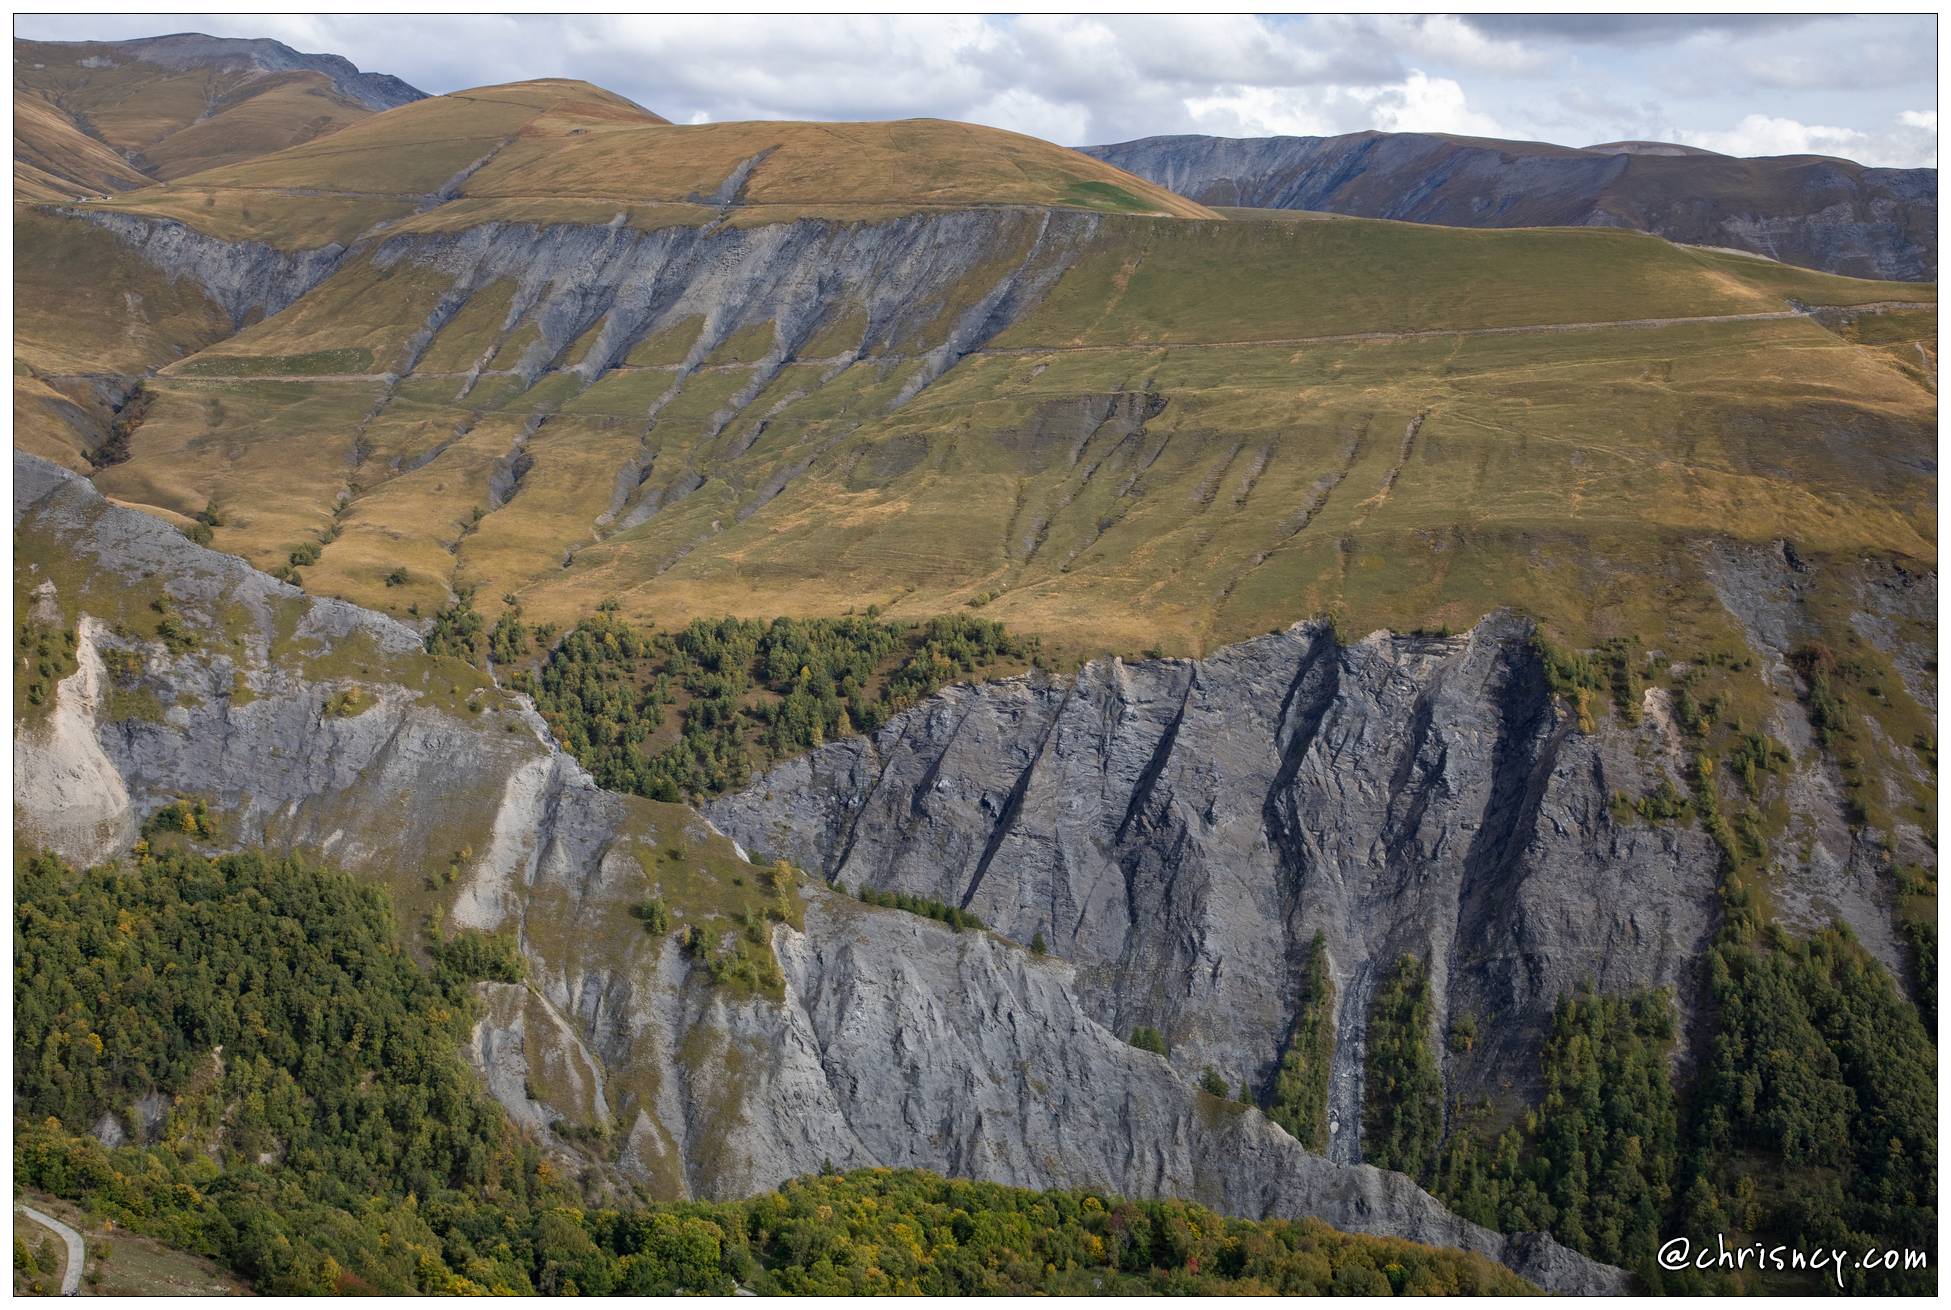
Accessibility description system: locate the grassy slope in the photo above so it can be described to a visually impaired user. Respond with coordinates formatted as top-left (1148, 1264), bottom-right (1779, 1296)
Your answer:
top-left (81, 79), bottom-right (1210, 244)
top-left (13, 40), bottom-right (386, 196)
top-left (12, 91), bottom-right (152, 201)
top-left (72, 199), bottom-right (1933, 662)
top-left (12, 209), bottom-right (237, 471)
top-left (13, 79), bottom-right (1937, 664)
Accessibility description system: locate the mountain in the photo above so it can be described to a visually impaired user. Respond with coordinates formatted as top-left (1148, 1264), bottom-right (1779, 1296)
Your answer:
top-left (1080, 131), bottom-right (1937, 282)
top-left (11, 64), bottom-right (1938, 1297)
top-left (22, 85), bottom-right (1929, 664)
top-left (11, 449), bottom-right (1621, 1294)
top-left (13, 33), bottom-right (424, 198)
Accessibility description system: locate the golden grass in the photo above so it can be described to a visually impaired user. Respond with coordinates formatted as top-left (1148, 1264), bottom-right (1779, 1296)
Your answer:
top-left (11, 81), bottom-right (1936, 666)
top-left (12, 90), bottom-right (152, 200)
top-left (133, 307), bottom-right (1927, 661)
top-left (14, 211), bottom-right (234, 376)
top-left (15, 40), bottom-right (399, 195)
top-left (98, 80), bottom-right (1211, 232)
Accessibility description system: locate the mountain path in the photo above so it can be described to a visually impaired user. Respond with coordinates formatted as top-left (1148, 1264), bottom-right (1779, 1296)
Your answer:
top-left (982, 305), bottom-right (1910, 356)
top-left (17, 1203), bottom-right (84, 1296)
top-left (149, 303), bottom-right (1932, 385)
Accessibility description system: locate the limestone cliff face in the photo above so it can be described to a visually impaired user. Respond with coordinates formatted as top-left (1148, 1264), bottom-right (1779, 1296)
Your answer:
top-left (69, 205), bottom-right (1090, 393)
top-left (365, 208), bottom-right (1093, 397)
top-left (11, 452), bottom-right (1621, 1293)
top-left (707, 619), bottom-right (1733, 1151)
top-left (63, 208), bottom-right (349, 325)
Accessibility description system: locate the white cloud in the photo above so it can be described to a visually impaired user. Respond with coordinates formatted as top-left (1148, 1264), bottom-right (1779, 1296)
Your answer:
top-left (1184, 71), bottom-right (1499, 142)
top-left (1380, 15), bottom-right (1548, 75)
top-left (1361, 71), bottom-right (1504, 137)
top-left (1183, 87), bottom-right (1335, 139)
top-left (1679, 113), bottom-right (1867, 158)
top-left (9, 13), bottom-right (1935, 161)
top-left (969, 88), bottom-right (1090, 146)
top-left (1677, 112), bottom-right (1935, 167)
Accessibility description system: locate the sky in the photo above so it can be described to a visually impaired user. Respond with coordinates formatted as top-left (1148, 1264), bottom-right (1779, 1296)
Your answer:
top-left (15, 12), bottom-right (1940, 167)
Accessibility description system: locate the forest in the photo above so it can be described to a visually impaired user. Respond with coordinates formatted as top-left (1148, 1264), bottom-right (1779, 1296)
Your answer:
top-left (1358, 918), bottom-right (1934, 1293)
top-left (1263, 934), bottom-right (1334, 1151)
top-left (427, 596), bottom-right (1032, 800)
top-left (13, 845), bottom-right (1530, 1296)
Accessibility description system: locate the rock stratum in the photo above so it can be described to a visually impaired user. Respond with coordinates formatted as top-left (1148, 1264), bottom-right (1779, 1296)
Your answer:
top-left (1082, 131), bottom-right (1937, 282)
top-left (11, 451), bottom-right (1623, 1293)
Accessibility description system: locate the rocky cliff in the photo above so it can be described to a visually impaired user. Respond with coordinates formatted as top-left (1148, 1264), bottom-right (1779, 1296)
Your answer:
top-left (1082, 132), bottom-right (1937, 281)
top-left (11, 451), bottom-right (1623, 1293)
top-left (708, 617), bottom-right (1734, 1139)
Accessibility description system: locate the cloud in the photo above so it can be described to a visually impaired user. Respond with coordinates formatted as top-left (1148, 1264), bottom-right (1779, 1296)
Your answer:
top-left (1461, 15), bottom-right (1810, 45)
top-left (1378, 15), bottom-right (1548, 74)
top-left (1182, 71), bottom-right (1499, 141)
top-left (1361, 71), bottom-right (1504, 137)
top-left (1676, 112), bottom-right (1936, 168)
top-left (1182, 87), bottom-right (1334, 139)
top-left (11, 13), bottom-right (1937, 163)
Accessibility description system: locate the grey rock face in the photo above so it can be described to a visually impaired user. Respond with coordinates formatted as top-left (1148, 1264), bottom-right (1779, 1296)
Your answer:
top-left (367, 207), bottom-right (1094, 390)
top-left (1700, 538), bottom-right (1935, 984)
top-left (62, 209), bottom-right (348, 326)
top-left (11, 451), bottom-right (1620, 1292)
top-left (1082, 132), bottom-right (1937, 281)
top-left (709, 619), bottom-right (1729, 1139)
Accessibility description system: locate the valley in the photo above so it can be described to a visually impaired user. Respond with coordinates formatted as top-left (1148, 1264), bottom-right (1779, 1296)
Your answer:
top-left (10, 36), bottom-right (1939, 1299)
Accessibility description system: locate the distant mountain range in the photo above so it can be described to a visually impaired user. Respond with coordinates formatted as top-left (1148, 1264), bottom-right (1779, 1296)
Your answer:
top-left (1082, 131), bottom-right (1937, 281)
top-left (14, 33), bottom-right (424, 199)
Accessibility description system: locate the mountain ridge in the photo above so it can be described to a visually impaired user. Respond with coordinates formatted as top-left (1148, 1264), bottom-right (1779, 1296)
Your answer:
top-left (10, 51), bottom-right (1937, 1295)
top-left (1081, 129), bottom-right (1937, 281)
top-left (13, 33), bottom-right (425, 198)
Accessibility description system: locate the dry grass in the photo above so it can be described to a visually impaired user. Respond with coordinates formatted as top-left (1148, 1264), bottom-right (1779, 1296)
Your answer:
top-left (16, 38), bottom-right (394, 196)
top-left (90, 80), bottom-right (1210, 233)
top-left (15, 1192), bottom-right (245, 1297)
top-left (13, 83), bottom-right (1937, 665)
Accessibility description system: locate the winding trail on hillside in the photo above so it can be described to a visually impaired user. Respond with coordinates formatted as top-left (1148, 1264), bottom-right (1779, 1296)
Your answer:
top-left (981, 304), bottom-right (1928, 356)
top-left (16, 1203), bottom-right (84, 1296)
top-left (148, 303), bottom-right (1933, 385)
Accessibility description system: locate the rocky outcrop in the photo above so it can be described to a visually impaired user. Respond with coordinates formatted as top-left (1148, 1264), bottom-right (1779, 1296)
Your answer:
top-left (1699, 537), bottom-right (1937, 979)
top-left (366, 207), bottom-right (1094, 393)
top-left (1081, 132), bottom-right (1937, 281)
top-left (11, 451), bottom-right (1622, 1292)
top-left (110, 33), bottom-right (423, 109)
top-left (708, 619), bottom-right (1729, 1137)
top-left (62, 209), bottom-right (348, 325)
